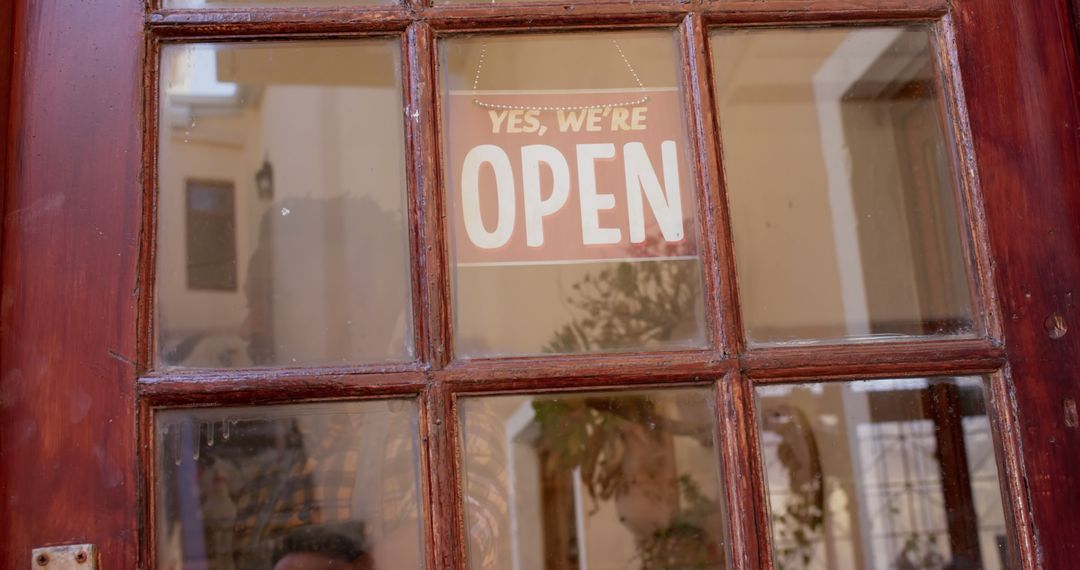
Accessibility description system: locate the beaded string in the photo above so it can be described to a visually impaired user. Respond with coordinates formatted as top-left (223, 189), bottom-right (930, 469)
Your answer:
top-left (471, 38), bottom-right (651, 112)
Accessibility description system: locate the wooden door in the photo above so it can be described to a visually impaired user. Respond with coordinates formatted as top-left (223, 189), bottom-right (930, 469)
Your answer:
top-left (3, 1), bottom-right (1079, 569)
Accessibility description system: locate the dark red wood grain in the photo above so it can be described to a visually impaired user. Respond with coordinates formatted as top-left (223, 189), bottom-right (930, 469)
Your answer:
top-left (147, 0), bottom-right (949, 37)
top-left (409, 21), bottom-right (454, 370)
top-left (424, 382), bottom-right (467, 570)
top-left (0, 1), bottom-right (144, 568)
top-left (933, 16), bottom-right (1005, 344)
top-left (743, 338), bottom-right (1005, 382)
top-left (680, 14), bottom-right (734, 355)
top-left (138, 370), bottom-right (427, 406)
top-left (0, 0), bottom-right (13, 562)
top-left (0, 0), bottom-right (12, 276)
top-left (986, 371), bottom-right (1037, 568)
top-left (716, 373), bottom-right (766, 570)
top-left (1072, 0), bottom-right (1080, 76)
top-left (440, 350), bottom-right (731, 384)
top-left (952, 0), bottom-right (1080, 565)
top-left (137, 35), bottom-right (161, 376)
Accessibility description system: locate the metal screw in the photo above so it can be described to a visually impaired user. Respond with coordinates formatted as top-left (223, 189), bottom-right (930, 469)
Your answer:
top-left (75, 551), bottom-right (88, 564)
top-left (35, 553), bottom-right (49, 566)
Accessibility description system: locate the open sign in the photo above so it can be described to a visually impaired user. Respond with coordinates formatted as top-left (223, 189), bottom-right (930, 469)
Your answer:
top-left (446, 89), bottom-right (699, 266)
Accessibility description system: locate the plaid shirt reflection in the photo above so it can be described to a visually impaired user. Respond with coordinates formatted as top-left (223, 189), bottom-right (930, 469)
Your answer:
top-left (231, 412), bottom-right (416, 565)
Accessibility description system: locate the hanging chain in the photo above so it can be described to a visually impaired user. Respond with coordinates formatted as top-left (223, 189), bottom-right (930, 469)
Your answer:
top-left (470, 38), bottom-right (651, 112)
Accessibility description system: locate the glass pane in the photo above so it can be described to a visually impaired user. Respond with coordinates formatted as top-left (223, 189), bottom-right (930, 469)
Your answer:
top-left (712, 27), bottom-right (976, 345)
top-left (155, 400), bottom-right (424, 570)
top-left (460, 387), bottom-right (727, 570)
top-left (441, 31), bottom-right (707, 357)
top-left (156, 40), bottom-right (413, 369)
top-left (755, 377), bottom-right (1009, 569)
top-left (164, 0), bottom-right (392, 8)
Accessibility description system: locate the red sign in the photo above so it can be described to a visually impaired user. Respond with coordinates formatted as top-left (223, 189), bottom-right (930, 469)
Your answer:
top-left (445, 89), bottom-right (698, 267)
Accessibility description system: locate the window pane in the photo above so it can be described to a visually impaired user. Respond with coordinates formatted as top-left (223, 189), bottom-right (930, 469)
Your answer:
top-left (155, 400), bottom-right (424, 570)
top-left (441, 31), bottom-right (707, 357)
top-left (164, 0), bottom-right (392, 8)
top-left (756, 377), bottom-right (1008, 569)
top-left (156, 40), bottom-right (413, 369)
top-left (460, 387), bottom-right (728, 570)
top-left (712, 27), bottom-right (976, 345)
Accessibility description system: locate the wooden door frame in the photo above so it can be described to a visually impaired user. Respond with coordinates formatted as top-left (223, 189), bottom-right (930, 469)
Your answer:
top-left (0, 3), bottom-right (11, 555)
top-left (2, 1), bottom-right (1080, 569)
top-left (955, 1), bottom-right (1080, 564)
top-left (1, 1), bottom-right (145, 567)
top-left (0, 0), bottom-right (13, 279)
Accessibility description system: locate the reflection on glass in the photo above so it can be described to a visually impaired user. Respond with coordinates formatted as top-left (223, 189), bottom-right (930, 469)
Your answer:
top-left (712, 27), bottom-right (975, 344)
top-left (156, 41), bottom-right (413, 369)
top-left (164, 0), bottom-right (390, 8)
top-left (155, 400), bottom-right (424, 570)
top-left (755, 377), bottom-right (1008, 570)
top-left (441, 31), bottom-right (706, 357)
top-left (460, 388), bottom-right (727, 570)
top-left (436, 0), bottom-right (581, 4)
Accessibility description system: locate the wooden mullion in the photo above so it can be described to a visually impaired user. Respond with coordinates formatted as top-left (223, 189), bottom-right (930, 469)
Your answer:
top-left (138, 399), bottom-right (158, 570)
top-left (424, 381), bottom-right (468, 570)
top-left (438, 349), bottom-right (731, 385)
top-left (932, 15), bottom-right (1004, 343)
top-left (702, 0), bottom-right (946, 25)
top-left (419, 3), bottom-right (687, 31)
top-left (139, 0), bottom-right (959, 43)
top-left (743, 337), bottom-right (1006, 382)
top-left (141, 360), bottom-right (424, 381)
top-left (137, 34), bottom-right (162, 376)
top-left (403, 25), bottom-right (432, 369)
top-left (416, 383), bottom-right (441, 570)
top-left (684, 28), bottom-right (768, 570)
top-left (985, 369), bottom-right (1038, 570)
top-left (147, 7), bottom-right (413, 37)
top-left (717, 371), bottom-right (770, 570)
top-left (679, 13), bottom-right (743, 356)
top-left (408, 24), bottom-right (461, 569)
top-left (145, 0), bottom-right (951, 33)
top-left (441, 373), bottom-right (723, 396)
top-left (409, 21), bottom-right (454, 369)
top-left (137, 368), bottom-right (426, 405)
